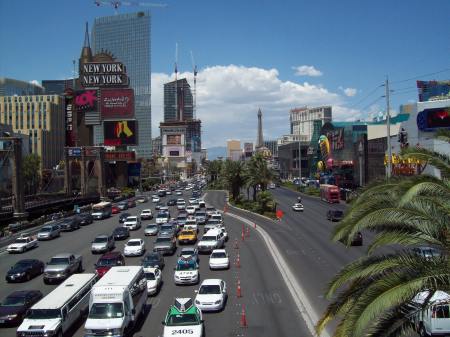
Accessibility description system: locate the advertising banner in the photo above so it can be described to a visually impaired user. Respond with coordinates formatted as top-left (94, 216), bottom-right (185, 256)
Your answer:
top-left (167, 134), bottom-right (182, 145)
top-left (104, 120), bottom-right (138, 146)
top-left (75, 90), bottom-right (99, 113)
top-left (327, 128), bottom-right (344, 151)
top-left (105, 151), bottom-right (136, 161)
top-left (166, 146), bottom-right (183, 157)
top-left (100, 88), bottom-right (134, 119)
top-left (64, 88), bottom-right (76, 147)
top-left (81, 62), bottom-right (129, 87)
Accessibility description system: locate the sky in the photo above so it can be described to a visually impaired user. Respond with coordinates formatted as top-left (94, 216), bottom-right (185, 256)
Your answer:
top-left (1, 0), bottom-right (449, 148)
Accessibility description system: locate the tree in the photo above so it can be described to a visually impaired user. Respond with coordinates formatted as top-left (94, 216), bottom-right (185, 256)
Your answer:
top-left (256, 190), bottom-right (276, 214)
top-left (23, 154), bottom-right (41, 194)
top-left (206, 160), bottom-right (223, 183)
top-left (221, 160), bottom-right (245, 201)
top-left (244, 153), bottom-right (275, 200)
top-left (316, 172), bottom-right (450, 337)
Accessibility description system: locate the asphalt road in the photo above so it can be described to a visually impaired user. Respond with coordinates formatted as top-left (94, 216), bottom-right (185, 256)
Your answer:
top-left (0, 190), bottom-right (311, 337)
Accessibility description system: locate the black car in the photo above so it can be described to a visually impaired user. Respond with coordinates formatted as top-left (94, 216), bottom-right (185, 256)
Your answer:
top-left (155, 202), bottom-right (163, 210)
top-left (141, 251), bottom-right (165, 270)
top-left (78, 212), bottom-right (93, 226)
top-left (119, 212), bottom-right (131, 223)
top-left (158, 190), bottom-right (166, 198)
top-left (0, 290), bottom-right (43, 326)
top-left (327, 209), bottom-right (344, 222)
top-left (112, 226), bottom-right (130, 240)
top-left (59, 216), bottom-right (81, 231)
top-left (167, 199), bottom-right (177, 206)
top-left (6, 259), bottom-right (45, 283)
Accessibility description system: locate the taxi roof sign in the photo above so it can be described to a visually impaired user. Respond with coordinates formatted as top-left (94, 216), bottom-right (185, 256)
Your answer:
top-left (174, 298), bottom-right (193, 312)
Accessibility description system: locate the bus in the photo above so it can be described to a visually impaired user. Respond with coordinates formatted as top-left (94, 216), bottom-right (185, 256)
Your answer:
top-left (320, 184), bottom-right (340, 203)
top-left (91, 201), bottom-right (112, 220)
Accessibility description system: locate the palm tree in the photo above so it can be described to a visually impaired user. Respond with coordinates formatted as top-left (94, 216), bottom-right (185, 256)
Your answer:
top-left (221, 160), bottom-right (246, 201)
top-left (316, 153), bottom-right (450, 337)
top-left (244, 153), bottom-right (275, 200)
top-left (206, 160), bottom-right (223, 184)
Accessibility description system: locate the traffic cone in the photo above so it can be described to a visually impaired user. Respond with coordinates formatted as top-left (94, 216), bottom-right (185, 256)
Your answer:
top-left (245, 226), bottom-right (250, 238)
top-left (234, 238), bottom-right (239, 249)
top-left (241, 228), bottom-right (245, 241)
top-left (240, 304), bottom-right (248, 328)
top-left (253, 222), bottom-right (256, 228)
top-left (237, 279), bottom-right (242, 298)
top-left (235, 253), bottom-right (241, 268)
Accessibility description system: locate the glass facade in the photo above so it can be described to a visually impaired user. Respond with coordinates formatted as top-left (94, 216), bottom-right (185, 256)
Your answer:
top-left (92, 11), bottom-right (152, 158)
top-left (164, 79), bottom-right (193, 122)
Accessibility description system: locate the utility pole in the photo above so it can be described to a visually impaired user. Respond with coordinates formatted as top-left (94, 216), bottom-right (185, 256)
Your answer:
top-left (385, 76), bottom-right (392, 179)
top-left (298, 139), bottom-right (302, 183)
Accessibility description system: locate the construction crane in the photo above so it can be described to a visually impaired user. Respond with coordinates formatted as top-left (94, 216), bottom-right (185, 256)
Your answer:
top-left (190, 51), bottom-right (198, 120)
top-left (94, 1), bottom-right (167, 14)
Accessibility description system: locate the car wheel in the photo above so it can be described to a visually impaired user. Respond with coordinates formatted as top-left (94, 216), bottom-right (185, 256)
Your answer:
top-left (26, 273), bottom-right (31, 281)
top-left (78, 263), bottom-right (83, 273)
top-left (40, 266), bottom-right (44, 274)
top-left (419, 325), bottom-right (429, 337)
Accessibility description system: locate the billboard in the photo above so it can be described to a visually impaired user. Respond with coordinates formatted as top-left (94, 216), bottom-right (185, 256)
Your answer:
top-left (166, 146), bottom-right (183, 157)
top-left (167, 134), bottom-right (182, 145)
top-left (75, 90), bottom-right (99, 113)
top-left (417, 107), bottom-right (450, 131)
top-left (417, 81), bottom-right (450, 102)
top-left (101, 88), bottom-right (134, 119)
top-left (105, 151), bottom-right (136, 161)
top-left (327, 128), bottom-right (344, 151)
top-left (104, 120), bottom-right (138, 146)
top-left (81, 62), bottom-right (129, 87)
top-left (64, 88), bottom-right (76, 147)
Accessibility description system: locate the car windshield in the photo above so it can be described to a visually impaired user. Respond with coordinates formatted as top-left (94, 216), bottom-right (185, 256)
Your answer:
top-left (167, 313), bottom-right (200, 326)
top-left (127, 241), bottom-right (141, 246)
top-left (181, 231), bottom-right (195, 236)
top-left (211, 252), bottom-right (227, 258)
top-left (158, 214), bottom-right (169, 218)
top-left (94, 237), bottom-right (108, 243)
top-left (156, 237), bottom-right (171, 243)
top-left (207, 220), bottom-right (220, 225)
top-left (89, 303), bottom-right (124, 319)
top-left (28, 309), bottom-right (61, 319)
top-left (196, 212), bottom-right (206, 217)
top-left (15, 260), bottom-right (33, 267)
top-left (176, 262), bottom-right (196, 271)
top-left (177, 216), bottom-right (187, 220)
top-left (48, 258), bottom-right (69, 265)
top-left (199, 285), bottom-right (221, 294)
top-left (114, 227), bottom-right (126, 233)
top-left (40, 227), bottom-right (52, 232)
top-left (145, 272), bottom-right (155, 280)
top-left (146, 224), bottom-right (157, 229)
top-left (97, 258), bottom-right (118, 267)
top-left (202, 236), bottom-right (216, 241)
top-left (182, 249), bottom-right (195, 255)
top-left (126, 217), bottom-right (137, 221)
top-left (15, 238), bottom-right (29, 243)
top-left (2, 296), bottom-right (26, 306)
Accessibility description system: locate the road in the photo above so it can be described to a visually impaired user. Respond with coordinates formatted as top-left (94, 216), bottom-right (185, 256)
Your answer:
top-left (0, 190), bottom-right (311, 337)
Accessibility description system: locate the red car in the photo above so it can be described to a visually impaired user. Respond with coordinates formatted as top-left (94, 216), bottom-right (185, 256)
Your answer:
top-left (111, 205), bottom-right (121, 214)
top-left (94, 251), bottom-right (125, 278)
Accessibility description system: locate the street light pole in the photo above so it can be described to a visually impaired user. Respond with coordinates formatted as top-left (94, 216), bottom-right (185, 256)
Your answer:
top-left (298, 139), bottom-right (302, 183)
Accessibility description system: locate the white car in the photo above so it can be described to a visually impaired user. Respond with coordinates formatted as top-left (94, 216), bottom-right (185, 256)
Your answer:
top-left (7, 234), bottom-right (38, 253)
top-left (140, 209), bottom-right (153, 220)
top-left (156, 212), bottom-right (170, 224)
top-left (175, 190), bottom-right (183, 195)
top-left (209, 249), bottom-right (230, 270)
top-left (143, 267), bottom-right (162, 295)
top-left (123, 216), bottom-right (141, 230)
top-left (174, 257), bottom-right (199, 285)
top-left (184, 217), bottom-right (198, 233)
top-left (163, 298), bottom-right (203, 337)
top-left (152, 196), bottom-right (160, 203)
top-left (188, 198), bottom-right (197, 205)
top-left (124, 238), bottom-right (145, 256)
top-left (292, 203), bottom-right (304, 211)
top-left (195, 279), bottom-right (227, 312)
top-left (186, 206), bottom-right (196, 215)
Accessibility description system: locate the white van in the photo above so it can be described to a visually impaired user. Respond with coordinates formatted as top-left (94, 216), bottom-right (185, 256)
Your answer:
top-left (412, 290), bottom-right (450, 337)
top-left (17, 273), bottom-right (97, 337)
top-left (84, 266), bottom-right (147, 337)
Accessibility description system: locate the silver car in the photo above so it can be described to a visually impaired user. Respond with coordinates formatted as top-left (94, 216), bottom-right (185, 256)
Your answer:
top-left (145, 223), bottom-right (159, 236)
top-left (37, 223), bottom-right (61, 240)
top-left (91, 234), bottom-right (115, 254)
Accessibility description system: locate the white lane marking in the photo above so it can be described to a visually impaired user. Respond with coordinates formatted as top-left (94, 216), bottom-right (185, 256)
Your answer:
top-left (225, 211), bottom-right (332, 337)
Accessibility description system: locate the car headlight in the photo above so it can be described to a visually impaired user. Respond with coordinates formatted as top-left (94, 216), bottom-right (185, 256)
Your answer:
top-left (16, 272), bottom-right (25, 276)
top-left (109, 328), bottom-right (122, 335)
top-left (214, 300), bottom-right (221, 304)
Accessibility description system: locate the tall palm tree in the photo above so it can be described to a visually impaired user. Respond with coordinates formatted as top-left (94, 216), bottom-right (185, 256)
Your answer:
top-left (316, 159), bottom-right (450, 337)
top-left (221, 159), bottom-right (246, 201)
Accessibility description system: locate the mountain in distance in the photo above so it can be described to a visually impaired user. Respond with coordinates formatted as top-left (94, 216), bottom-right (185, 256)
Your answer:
top-left (207, 146), bottom-right (227, 160)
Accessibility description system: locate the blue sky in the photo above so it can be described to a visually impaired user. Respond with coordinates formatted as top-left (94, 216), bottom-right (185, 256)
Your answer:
top-left (1, 0), bottom-right (449, 147)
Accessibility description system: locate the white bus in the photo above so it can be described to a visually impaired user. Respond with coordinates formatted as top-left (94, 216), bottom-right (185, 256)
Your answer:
top-left (17, 273), bottom-right (98, 337)
top-left (91, 201), bottom-right (112, 220)
top-left (84, 266), bottom-right (147, 337)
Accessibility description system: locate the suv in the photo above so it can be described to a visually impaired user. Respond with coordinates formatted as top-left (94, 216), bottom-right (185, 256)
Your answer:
top-left (327, 209), bottom-right (344, 221)
top-left (140, 209), bottom-right (153, 220)
top-left (153, 235), bottom-right (177, 255)
top-left (123, 216), bottom-right (141, 230)
top-left (197, 229), bottom-right (225, 253)
top-left (94, 251), bottom-right (125, 277)
top-left (59, 216), bottom-right (81, 231)
top-left (156, 211), bottom-right (170, 224)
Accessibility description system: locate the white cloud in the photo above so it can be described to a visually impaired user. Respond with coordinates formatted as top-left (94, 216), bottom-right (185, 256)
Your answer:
top-left (151, 65), bottom-right (360, 148)
top-left (29, 80), bottom-right (42, 87)
top-left (342, 87), bottom-right (357, 97)
top-left (292, 65), bottom-right (323, 77)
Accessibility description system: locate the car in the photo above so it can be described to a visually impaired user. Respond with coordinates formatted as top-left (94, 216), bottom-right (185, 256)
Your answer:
top-left (210, 213), bottom-right (223, 224)
top-left (179, 247), bottom-right (199, 263)
top-left (166, 190), bottom-right (172, 195)
top-left (43, 253), bottom-right (83, 284)
top-left (194, 211), bottom-right (207, 225)
top-left (204, 219), bottom-right (221, 233)
top-left (268, 183), bottom-right (276, 189)
top-left (186, 205), bottom-right (197, 215)
top-left (174, 256), bottom-right (199, 285)
top-left (152, 195), bottom-right (161, 203)
top-left (176, 214), bottom-right (188, 228)
top-left (144, 223), bottom-right (159, 236)
top-left (177, 201), bottom-right (186, 210)
top-left (0, 290), bottom-right (43, 327)
top-left (136, 195), bottom-right (149, 203)
top-left (143, 267), bottom-right (162, 295)
top-left (194, 279), bottom-right (227, 312)
top-left (175, 190), bottom-right (183, 195)
top-left (153, 235), bottom-right (177, 255)
top-left (156, 211), bottom-right (170, 224)
top-left (111, 205), bottom-right (121, 214)
top-left (140, 209), bottom-right (153, 220)
top-left (206, 207), bottom-right (217, 217)
top-left (59, 216), bottom-right (81, 231)
top-left (7, 234), bottom-right (38, 253)
top-left (327, 209), bottom-right (344, 221)
top-left (159, 223), bottom-right (177, 237)
top-left (123, 215), bottom-right (141, 230)
top-left (5, 259), bottom-right (45, 283)
top-left (118, 212), bottom-right (131, 223)
top-left (117, 201), bottom-right (129, 210)
top-left (292, 203), bottom-right (304, 211)
top-left (184, 217), bottom-right (198, 233)
top-left (158, 190), bottom-right (166, 197)
top-left (127, 199), bottom-right (137, 208)
top-left (197, 229), bottom-right (225, 253)
top-left (209, 249), bottom-right (230, 270)
top-left (178, 229), bottom-right (198, 244)
top-left (37, 223), bottom-right (61, 240)
top-left (124, 238), bottom-right (145, 256)
top-left (188, 198), bottom-right (197, 205)
top-left (167, 199), bottom-right (177, 206)
top-left (141, 252), bottom-right (165, 270)
top-left (162, 298), bottom-right (204, 337)
top-left (412, 246), bottom-right (442, 259)
top-left (76, 213), bottom-right (93, 226)
top-left (94, 251), bottom-right (125, 277)
top-left (112, 226), bottom-right (130, 240)
top-left (91, 234), bottom-right (115, 254)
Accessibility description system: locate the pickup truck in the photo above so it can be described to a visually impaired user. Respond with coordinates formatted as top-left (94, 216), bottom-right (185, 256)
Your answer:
top-left (6, 234), bottom-right (38, 253)
top-left (43, 253), bottom-right (83, 284)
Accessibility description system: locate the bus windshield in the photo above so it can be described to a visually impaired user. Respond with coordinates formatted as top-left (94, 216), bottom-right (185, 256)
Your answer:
top-left (88, 303), bottom-right (124, 319)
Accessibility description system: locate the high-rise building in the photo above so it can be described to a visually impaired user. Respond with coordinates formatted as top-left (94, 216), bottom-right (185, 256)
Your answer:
top-left (91, 11), bottom-right (152, 158)
top-left (0, 78), bottom-right (44, 96)
top-left (227, 140), bottom-right (242, 161)
top-left (290, 106), bottom-right (332, 142)
top-left (0, 95), bottom-right (65, 169)
top-left (42, 79), bottom-right (74, 95)
top-left (164, 78), bottom-right (193, 122)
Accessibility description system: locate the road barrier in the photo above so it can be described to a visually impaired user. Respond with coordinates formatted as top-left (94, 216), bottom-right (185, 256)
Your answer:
top-left (237, 279), bottom-right (242, 298)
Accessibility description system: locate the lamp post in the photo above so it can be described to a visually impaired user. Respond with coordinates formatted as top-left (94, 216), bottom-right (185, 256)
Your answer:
top-left (358, 141), bottom-right (363, 187)
top-left (298, 139), bottom-right (302, 183)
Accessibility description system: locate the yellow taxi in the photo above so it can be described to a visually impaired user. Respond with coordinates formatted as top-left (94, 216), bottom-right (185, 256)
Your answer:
top-left (178, 229), bottom-right (197, 244)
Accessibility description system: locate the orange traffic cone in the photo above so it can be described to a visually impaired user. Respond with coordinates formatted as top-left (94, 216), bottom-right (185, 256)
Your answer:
top-left (235, 253), bottom-right (241, 268)
top-left (240, 304), bottom-right (248, 328)
top-left (245, 226), bottom-right (250, 238)
top-left (241, 228), bottom-right (245, 241)
top-left (237, 279), bottom-right (242, 298)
